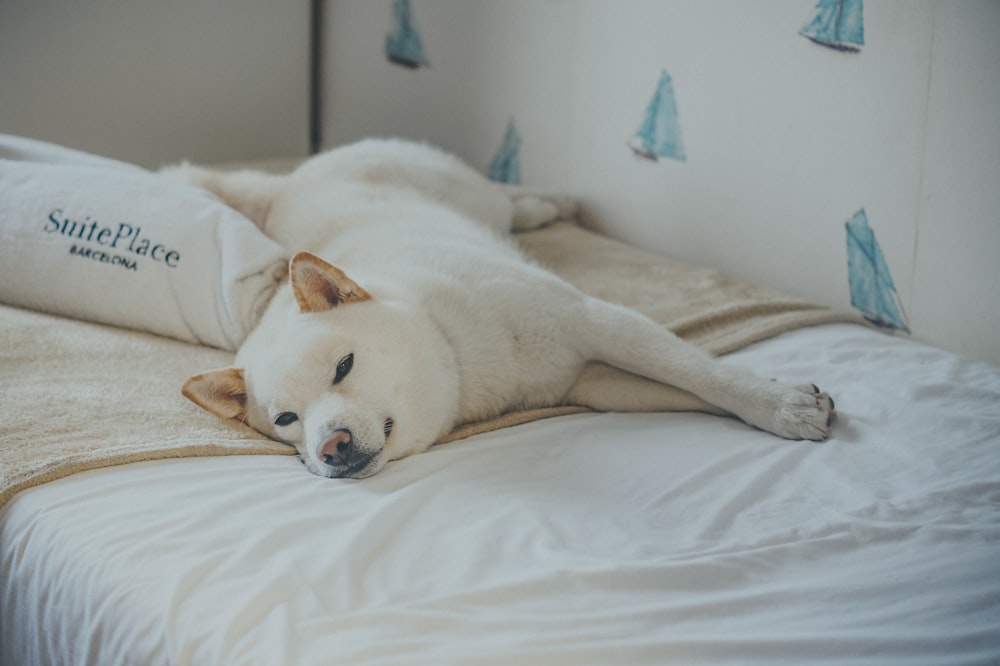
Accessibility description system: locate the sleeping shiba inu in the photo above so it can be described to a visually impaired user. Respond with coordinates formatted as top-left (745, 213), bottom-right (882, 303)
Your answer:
top-left (175, 139), bottom-right (835, 479)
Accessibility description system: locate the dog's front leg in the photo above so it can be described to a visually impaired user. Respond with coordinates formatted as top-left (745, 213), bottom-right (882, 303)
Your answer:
top-left (578, 298), bottom-right (835, 441)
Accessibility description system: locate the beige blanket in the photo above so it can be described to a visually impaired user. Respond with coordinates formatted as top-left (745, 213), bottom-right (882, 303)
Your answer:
top-left (0, 222), bottom-right (861, 508)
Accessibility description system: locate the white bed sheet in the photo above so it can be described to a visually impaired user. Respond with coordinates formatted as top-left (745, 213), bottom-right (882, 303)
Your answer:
top-left (2, 323), bottom-right (999, 665)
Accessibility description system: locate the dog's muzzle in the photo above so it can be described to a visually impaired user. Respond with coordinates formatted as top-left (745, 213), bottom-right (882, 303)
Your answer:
top-left (318, 429), bottom-right (373, 478)
top-left (318, 428), bottom-right (355, 468)
top-left (316, 419), bottom-right (393, 478)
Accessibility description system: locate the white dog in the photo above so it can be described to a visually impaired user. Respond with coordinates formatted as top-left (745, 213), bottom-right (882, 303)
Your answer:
top-left (177, 139), bottom-right (835, 479)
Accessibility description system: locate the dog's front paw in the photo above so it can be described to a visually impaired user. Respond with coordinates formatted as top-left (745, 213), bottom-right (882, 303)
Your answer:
top-left (732, 381), bottom-right (837, 442)
top-left (750, 383), bottom-right (837, 441)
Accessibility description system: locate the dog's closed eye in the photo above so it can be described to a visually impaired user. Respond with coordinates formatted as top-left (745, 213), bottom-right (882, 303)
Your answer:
top-left (334, 353), bottom-right (354, 385)
top-left (274, 412), bottom-right (299, 427)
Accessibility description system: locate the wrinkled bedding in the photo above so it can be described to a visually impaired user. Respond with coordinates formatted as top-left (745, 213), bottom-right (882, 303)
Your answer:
top-left (3, 323), bottom-right (998, 665)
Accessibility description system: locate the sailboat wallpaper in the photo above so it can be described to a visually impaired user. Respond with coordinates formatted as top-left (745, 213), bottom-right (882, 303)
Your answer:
top-left (628, 70), bottom-right (686, 162)
top-left (801, 0), bottom-right (864, 52)
top-left (488, 117), bottom-right (522, 185)
top-left (845, 209), bottom-right (910, 332)
top-left (386, 0), bottom-right (429, 69)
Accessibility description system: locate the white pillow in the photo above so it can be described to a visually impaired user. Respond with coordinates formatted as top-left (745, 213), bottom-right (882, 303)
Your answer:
top-left (0, 136), bottom-right (288, 350)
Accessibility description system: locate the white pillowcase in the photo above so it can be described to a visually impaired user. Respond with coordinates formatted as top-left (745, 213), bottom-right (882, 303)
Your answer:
top-left (0, 135), bottom-right (288, 350)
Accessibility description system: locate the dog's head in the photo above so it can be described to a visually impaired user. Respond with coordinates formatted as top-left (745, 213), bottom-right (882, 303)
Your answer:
top-left (182, 252), bottom-right (458, 478)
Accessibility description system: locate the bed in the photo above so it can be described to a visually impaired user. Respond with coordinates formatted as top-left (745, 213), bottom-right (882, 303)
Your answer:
top-left (2, 134), bottom-right (999, 665)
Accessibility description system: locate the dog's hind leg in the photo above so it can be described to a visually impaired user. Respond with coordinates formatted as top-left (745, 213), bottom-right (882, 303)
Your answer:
top-left (159, 164), bottom-right (288, 230)
top-left (577, 298), bottom-right (835, 441)
top-left (567, 362), bottom-right (728, 415)
top-left (500, 185), bottom-right (580, 231)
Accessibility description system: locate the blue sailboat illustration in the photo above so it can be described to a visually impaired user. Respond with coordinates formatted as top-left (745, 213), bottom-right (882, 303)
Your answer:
top-left (385, 0), bottom-right (429, 69)
top-left (628, 70), bottom-right (686, 162)
top-left (845, 208), bottom-right (910, 332)
top-left (488, 117), bottom-right (521, 185)
top-left (801, 0), bottom-right (864, 52)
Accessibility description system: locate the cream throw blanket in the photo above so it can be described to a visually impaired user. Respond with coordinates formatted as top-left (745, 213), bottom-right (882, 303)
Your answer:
top-left (0, 222), bottom-right (861, 508)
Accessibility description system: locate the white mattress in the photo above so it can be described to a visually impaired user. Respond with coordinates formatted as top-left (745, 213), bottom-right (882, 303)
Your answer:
top-left (2, 323), bottom-right (999, 665)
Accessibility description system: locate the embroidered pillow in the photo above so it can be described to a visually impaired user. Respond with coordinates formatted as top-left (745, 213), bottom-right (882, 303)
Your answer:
top-left (0, 136), bottom-right (288, 350)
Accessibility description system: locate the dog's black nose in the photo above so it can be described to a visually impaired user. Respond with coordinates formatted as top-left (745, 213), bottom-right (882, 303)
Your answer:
top-left (318, 429), bottom-right (353, 467)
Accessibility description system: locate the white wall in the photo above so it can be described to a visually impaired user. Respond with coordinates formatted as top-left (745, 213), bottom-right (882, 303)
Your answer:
top-left (0, 0), bottom-right (310, 168)
top-left (322, 0), bottom-right (574, 183)
top-left (322, 0), bottom-right (999, 364)
top-left (911, 1), bottom-right (1000, 363)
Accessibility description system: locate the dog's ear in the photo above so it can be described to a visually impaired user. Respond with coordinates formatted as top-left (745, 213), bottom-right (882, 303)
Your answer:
top-left (182, 368), bottom-right (248, 421)
top-left (289, 251), bottom-right (372, 313)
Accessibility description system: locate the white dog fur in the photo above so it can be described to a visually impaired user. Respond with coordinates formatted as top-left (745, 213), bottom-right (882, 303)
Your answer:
top-left (174, 139), bottom-right (835, 479)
